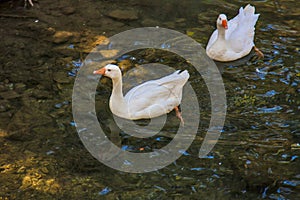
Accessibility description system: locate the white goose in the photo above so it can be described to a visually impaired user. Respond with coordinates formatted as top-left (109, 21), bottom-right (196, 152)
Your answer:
top-left (206, 4), bottom-right (264, 62)
top-left (93, 64), bottom-right (189, 124)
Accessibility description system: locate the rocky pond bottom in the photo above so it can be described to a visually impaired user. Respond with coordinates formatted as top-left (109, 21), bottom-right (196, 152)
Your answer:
top-left (0, 0), bottom-right (299, 199)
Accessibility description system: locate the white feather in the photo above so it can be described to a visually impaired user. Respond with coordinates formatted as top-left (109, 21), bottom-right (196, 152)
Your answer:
top-left (99, 64), bottom-right (189, 120)
top-left (206, 4), bottom-right (260, 62)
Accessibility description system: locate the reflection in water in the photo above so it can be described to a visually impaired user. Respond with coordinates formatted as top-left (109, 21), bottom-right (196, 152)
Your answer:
top-left (0, 0), bottom-right (299, 199)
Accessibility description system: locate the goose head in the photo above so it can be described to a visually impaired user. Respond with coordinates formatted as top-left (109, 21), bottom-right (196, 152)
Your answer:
top-left (216, 14), bottom-right (228, 29)
top-left (93, 64), bottom-right (122, 80)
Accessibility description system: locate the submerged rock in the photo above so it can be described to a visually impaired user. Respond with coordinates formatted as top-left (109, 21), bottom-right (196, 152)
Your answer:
top-left (141, 18), bottom-right (159, 27)
top-left (107, 9), bottom-right (138, 20)
top-left (6, 106), bottom-right (53, 141)
top-left (21, 175), bottom-right (32, 189)
top-left (61, 7), bottom-right (76, 15)
top-left (14, 83), bottom-right (27, 93)
top-left (0, 104), bottom-right (6, 112)
top-left (40, 167), bottom-right (49, 174)
top-left (53, 31), bottom-right (74, 44)
top-left (0, 90), bottom-right (21, 100)
top-left (53, 71), bottom-right (71, 84)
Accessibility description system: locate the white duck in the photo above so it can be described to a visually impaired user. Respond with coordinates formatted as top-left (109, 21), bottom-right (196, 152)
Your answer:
top-left (93, 64), bottom-right (189, 124)
top-left (206, 4), bottom-right (264, 62)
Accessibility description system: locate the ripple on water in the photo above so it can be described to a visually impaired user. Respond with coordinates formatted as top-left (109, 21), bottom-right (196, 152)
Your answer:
top-left (190, 167), bottom-right (205, 171)
top-left (98, 187), bottom-right (112, 195)
top-left (256, 106), bottom-right (283, 114)
top-left (68, 59), bottom-right (83, 77)
top-left (257, 89), bottom-right (279, 97)
top-left (282, 180), bottom-right (300, 187)
top-left (68, 44), bottom-right (75, 49)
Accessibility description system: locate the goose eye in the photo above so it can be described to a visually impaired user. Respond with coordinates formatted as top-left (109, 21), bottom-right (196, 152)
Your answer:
top-left (107, 69), bottom-right (111, 72)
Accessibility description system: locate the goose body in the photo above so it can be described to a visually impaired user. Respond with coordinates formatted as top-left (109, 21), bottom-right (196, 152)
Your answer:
top-left (206, 4), bottom-right (263, 62)
top-left (94, 64), bottom-right (189, 123)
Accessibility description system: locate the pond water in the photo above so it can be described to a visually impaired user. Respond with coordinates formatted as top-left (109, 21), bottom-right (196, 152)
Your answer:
top-left (0, 0), bottom-right (299, 199)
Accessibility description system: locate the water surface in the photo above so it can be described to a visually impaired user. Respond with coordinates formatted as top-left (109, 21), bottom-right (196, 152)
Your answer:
top-left (0, 0), bottom-right (299, 199)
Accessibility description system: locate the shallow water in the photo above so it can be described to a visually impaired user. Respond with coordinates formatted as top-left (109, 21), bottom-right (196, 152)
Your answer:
top-left (0, 0), bottom-right (299, 199)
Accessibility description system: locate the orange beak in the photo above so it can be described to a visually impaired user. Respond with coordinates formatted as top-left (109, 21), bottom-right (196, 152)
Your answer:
top-left (93, 67), bottom-right (106, 75)
top-left (222, 20), bottom-right (228, 29)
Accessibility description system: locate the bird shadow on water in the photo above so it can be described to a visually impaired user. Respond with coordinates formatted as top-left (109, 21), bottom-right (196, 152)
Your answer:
top-left (97, 110), bottom-right (180, 153)
top-left (213, 50), bottom-right (259, 74)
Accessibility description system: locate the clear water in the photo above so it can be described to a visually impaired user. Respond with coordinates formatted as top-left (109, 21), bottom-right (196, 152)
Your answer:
top-left (0, 0), bottom-right (299, 199)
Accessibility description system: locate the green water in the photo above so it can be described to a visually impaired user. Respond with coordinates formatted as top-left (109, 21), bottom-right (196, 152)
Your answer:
top-left (0, 0), bottom-right (299, 199)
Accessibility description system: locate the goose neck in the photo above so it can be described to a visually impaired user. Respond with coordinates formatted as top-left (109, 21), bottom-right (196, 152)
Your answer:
top-left (111, 78), bottom-right (124, 100)
top-left (217, 26), bottom-right (226, 40)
